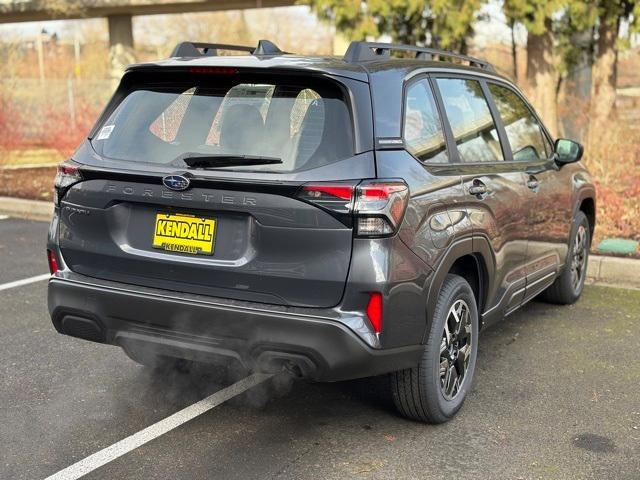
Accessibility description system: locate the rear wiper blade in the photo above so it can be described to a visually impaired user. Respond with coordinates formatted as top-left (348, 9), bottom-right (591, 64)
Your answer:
top-left (179, 154), bottom-right (282, 169)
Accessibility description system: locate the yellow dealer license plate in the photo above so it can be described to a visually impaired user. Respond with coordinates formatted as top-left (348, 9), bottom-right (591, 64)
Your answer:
top-left (152, 213), bottom-right (216, 255)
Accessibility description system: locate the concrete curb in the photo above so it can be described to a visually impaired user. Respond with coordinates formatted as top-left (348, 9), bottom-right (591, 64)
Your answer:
top-left (586, 255), bottom-right (640, 289)
top-left (1, 196), bottom-right (639, 289)
top-left (0, 196), bottom-right (53, 221)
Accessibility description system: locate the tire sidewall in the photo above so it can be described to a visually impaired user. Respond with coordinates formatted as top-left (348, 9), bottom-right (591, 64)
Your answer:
top-left (424, 275), bottom-right (479, 419)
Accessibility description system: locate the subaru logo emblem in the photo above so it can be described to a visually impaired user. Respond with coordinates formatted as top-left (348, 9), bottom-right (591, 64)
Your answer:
top-left (162, 174), bottom-right (190, 191)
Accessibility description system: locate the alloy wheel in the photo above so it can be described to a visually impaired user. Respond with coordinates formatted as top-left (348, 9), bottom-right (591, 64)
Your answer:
top-left (571, 224), bottom-right (588, 292)
top-left (439, 299), bottom-right (473, 400)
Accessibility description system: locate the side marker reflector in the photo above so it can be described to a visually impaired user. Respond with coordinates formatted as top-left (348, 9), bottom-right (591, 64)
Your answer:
top-left (366, 292), bottom-right (383, 334)
top-left (47, 249), bottom-right (59, 274)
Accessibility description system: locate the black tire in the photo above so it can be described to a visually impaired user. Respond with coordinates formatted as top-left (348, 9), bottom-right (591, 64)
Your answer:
top-left (539, 211), bottom-right (590, 305)
top-left (390, 274), bottom-right (479, 423)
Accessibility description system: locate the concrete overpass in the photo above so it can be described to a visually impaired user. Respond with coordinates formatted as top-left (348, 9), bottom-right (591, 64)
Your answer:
top-left (0, 1), bottom-right (295, 51)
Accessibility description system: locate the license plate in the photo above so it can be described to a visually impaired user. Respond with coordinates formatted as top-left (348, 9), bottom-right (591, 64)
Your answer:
top-left (152, 213), bottom-right (216, 255)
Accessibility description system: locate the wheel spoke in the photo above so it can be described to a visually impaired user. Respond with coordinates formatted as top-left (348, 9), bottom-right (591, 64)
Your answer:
top-left (440, 336), bottom-right (448, 356)
top-left (455, 303), bottom-right (466, 335)
top-left (459, 344), bottom-right (471, 366)
top-left (452, 373), bottom-right (461, 397)
top-left (443, 320), bottom-right (451, 346)
top-left (439, 359), bottom-right (449, 378)
top-left (454, 346), bottom-right (469, 383)
top-left (446, 364), bottom-right (459, 396)
top-left (442, 364), bottom-right (453, 394)
top-left (459, 308), bottom-right (471, 342)
top-left (450, 308), bottom-right (461, 335)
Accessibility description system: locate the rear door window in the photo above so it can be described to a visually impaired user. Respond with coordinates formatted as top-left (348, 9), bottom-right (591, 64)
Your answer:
top-left (488, 83), bottom-right (552, 162)
top-left (436, 78), bottom-right (504, 163)
top-left (403, 79), bottom-right (448, 163)
top-left (91, 75), bottom-right (353, 173)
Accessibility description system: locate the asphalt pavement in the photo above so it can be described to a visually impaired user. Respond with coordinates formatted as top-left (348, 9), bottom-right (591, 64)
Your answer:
top-left (1, 217), bottom-right (639, 480)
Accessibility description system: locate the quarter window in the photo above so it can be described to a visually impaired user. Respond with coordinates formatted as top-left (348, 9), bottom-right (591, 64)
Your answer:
top-left (436, 78), bottom-right (504, 163)
top-left (488, 83), bottom-right (552, 162)
top-left (402, 79), bottom-right (448, 163)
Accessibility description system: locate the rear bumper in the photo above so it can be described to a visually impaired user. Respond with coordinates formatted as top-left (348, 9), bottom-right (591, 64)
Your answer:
top-left (47, 273), bottom-right (423, 381)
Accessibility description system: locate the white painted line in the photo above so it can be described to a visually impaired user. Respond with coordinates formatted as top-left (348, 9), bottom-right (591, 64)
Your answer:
top-left (0, 214), bottom-right (9, 220)
top-left (45, 372), bottom-right (274, 480)
top-left (0, 273), bottom-right (50, 292)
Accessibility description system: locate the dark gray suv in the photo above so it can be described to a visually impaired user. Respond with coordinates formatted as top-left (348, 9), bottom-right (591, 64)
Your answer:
top-left (47, 40), bottom-right (596, 423)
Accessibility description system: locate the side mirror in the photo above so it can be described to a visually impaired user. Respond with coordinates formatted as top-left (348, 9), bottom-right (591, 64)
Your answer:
top-left (554, 138), bottom-right (584, 165)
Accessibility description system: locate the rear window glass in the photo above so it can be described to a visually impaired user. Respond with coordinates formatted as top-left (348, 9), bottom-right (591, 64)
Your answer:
top-left (91, 75), bottom-right (353, 173)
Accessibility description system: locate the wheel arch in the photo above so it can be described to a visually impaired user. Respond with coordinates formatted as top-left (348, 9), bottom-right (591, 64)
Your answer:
top-left (422, 236), bottom-right (495, 343)
top-left (578, 196), bottom-right (596, 240)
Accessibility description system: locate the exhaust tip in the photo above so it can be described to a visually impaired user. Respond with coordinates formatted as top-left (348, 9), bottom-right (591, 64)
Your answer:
top-left (254, 351), bottom-right (317, 379)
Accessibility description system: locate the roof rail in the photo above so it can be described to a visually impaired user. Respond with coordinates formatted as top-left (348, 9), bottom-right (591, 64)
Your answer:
top-left (343, 41), bottom-right (495, 72)
top-left (170, 39), bottom-right (284, 58)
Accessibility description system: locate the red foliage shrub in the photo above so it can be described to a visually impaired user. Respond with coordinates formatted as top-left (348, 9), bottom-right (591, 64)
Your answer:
top-left (40, 99), bottom-right (102, 157)
top-left (0, 91), bottom-right (25, 154)
top-left (586, 121), bottom-right (640, 245)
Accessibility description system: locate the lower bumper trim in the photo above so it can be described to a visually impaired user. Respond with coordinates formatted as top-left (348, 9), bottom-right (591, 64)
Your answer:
top-left (48, 276), bottom-right (423, 381)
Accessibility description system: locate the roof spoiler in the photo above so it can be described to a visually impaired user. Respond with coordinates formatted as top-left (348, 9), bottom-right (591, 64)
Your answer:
top-left (343, 41), bottom-right (495, 72)
top-left (170, 39), bottom-right (284, 58)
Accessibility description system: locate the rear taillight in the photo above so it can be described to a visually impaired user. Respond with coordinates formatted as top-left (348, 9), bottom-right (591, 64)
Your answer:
top-left (54, 161), bottom-right (82, 204)
top-left (354, 181), bottom-right (409, 237)
top-left (47, 249), bottom-right (59, 274)
top-left (297, 183), bottom-right (355, 214)
top-left (297, 180), bottom-right (409, 237)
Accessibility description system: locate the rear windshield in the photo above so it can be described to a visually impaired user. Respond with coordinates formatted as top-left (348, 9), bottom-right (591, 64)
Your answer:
top-left (91, 74), bottom-right (354, 172)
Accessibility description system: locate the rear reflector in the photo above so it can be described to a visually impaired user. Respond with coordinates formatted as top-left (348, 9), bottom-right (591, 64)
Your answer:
top-left (366, 292), bottom-right (383, 334)
top-left (47, 249), bottom-right (59, 274)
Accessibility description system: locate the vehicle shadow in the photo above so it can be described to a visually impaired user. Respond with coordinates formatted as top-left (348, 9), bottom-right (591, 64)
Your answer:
top-left (141, 296), bottom-right (560, 424)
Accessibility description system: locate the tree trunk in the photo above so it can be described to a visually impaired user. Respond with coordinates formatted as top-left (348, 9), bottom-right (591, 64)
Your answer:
top-left (588, 18), bottom-right (618, 151)
top-left (526, 18), bottom-right (558, 136)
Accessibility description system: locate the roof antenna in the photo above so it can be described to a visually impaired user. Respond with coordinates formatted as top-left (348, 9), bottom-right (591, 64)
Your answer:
top-left (253, 39), bottom-right (283, 56)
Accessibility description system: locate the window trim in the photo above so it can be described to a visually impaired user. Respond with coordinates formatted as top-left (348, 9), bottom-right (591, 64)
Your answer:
top-left (430, 73), bottom-right (510, 166)
top-left (423, 72), bottom-right (557, 172)
top-left (403, 67), bottom-right (556, 153)
top-left (485, 79), bottom-right (555, 161)
top-left (480, 80), bottom-right (512, 162)
top-left (400, 74), bottom-right (452, 166)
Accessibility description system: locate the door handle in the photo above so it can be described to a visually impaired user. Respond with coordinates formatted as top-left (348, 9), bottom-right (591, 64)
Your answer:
top-left (468, 180), bottom-right (488, 196)
top-left (527, 176), bottom-right (539, 190)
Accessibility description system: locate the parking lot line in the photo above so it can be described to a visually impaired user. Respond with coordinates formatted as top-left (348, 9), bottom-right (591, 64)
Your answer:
top-left (0, 273), bottom-right (50, 292)
top-left (44, 372), bottom-right (274, 480)
top-left (0, 214), bottom-right (9, 220)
